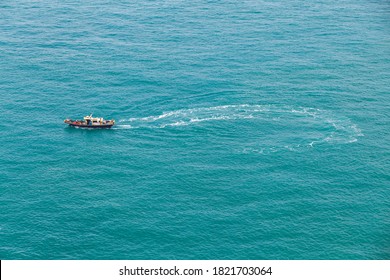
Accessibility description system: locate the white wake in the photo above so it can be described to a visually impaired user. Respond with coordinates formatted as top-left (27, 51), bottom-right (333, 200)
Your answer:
top-left (115, 104), bottom-right (362, 153)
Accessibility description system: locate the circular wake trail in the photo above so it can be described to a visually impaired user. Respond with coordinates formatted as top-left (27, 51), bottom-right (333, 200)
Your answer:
top-left (116, 104), bottom-right (363, 152)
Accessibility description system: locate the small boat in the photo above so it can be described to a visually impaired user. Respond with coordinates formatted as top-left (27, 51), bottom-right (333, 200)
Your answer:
top-left (64, 114), bottom-right (115, 129)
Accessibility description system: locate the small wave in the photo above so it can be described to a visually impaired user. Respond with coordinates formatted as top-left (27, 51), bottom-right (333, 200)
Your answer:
top-left (114, 125), bottom-right (133, 129)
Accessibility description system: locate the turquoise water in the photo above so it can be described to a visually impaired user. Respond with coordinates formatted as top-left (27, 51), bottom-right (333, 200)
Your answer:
top-left (1, 0), bottom-right (389, 259)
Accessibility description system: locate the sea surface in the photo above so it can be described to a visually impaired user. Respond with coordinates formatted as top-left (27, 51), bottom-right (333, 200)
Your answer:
top-left (0, 0), bottom-right (389, 259)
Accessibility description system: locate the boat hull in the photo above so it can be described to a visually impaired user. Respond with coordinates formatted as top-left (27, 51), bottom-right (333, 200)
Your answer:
top-left (64, 119), bottom-right (114, 129)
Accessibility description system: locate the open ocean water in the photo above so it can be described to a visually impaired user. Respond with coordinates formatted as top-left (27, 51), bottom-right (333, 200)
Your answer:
top-left (0, 0), bottom-right (389, 260)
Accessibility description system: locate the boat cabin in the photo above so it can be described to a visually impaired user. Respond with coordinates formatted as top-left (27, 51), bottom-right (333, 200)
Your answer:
top-left (84, 114), bottom-right (104, 125)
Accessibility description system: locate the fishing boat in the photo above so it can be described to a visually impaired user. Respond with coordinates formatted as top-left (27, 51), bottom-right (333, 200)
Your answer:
top-left (64, 114), bottom-right (115, 128)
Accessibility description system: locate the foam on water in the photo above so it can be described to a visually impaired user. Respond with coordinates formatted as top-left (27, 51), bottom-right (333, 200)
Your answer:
top-left (117, 104), bottom-right (362, 153)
